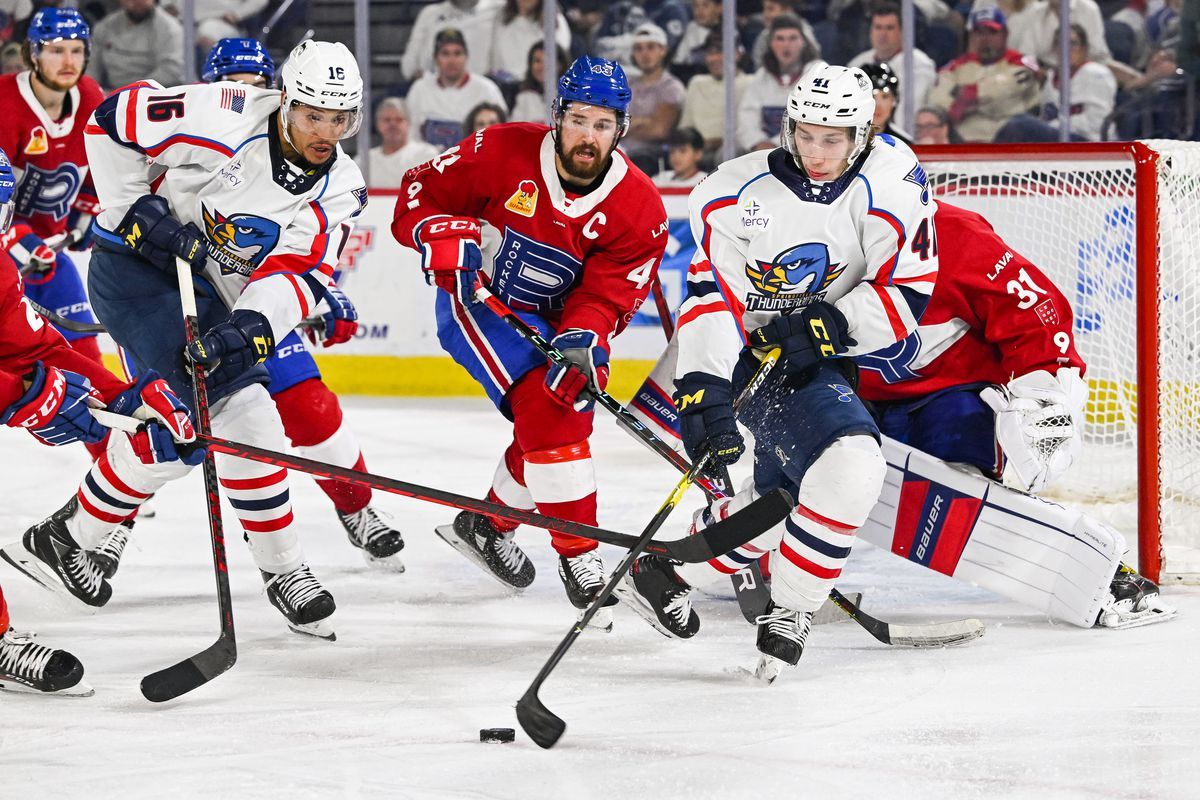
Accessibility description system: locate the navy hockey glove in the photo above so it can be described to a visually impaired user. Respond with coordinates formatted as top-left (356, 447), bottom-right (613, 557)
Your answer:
top-left (107, 370), bottom-right (204, 466)
top-left (748, 302), bottom-right (856, 375)
top-left (545, 329), bottom-right (609, 412)
top-left (185, 309), bottom-right (275, 391)
top-left (306, 283), bottom-right (359, 348)
top-left (116, 194), bottom-right (207, 273)
top-left (1, 362), bottom-right (106, 446)
top-left (674, 373), bottom-right (744, 467)
top-left (419, 216), bottom-right (482, 306)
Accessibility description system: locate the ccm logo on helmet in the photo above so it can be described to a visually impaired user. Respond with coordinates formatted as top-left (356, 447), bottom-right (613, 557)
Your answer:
top-left (321, 90), bottom-right (351, 97)
top-left (803, 101), bottom-right (831, 109)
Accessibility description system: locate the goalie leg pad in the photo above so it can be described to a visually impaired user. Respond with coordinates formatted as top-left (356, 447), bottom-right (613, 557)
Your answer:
top-left (858, 435), bottom-right (1126, 627)
top-left (629, 334), bottom-right (683, 449)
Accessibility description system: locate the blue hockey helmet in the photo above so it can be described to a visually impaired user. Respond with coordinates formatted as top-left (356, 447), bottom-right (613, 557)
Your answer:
top-left (27, 7), bottom-right (91, 58)
top-left (553, 56), bottom-right (631, 135)
top-left (202, 38), bottom-right (276, 85)
top-left (0, 148), bottom-right (15, 234)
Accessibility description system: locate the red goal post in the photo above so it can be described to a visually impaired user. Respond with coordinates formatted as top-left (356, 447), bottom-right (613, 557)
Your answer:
top-left (915, 141), bottom-right (1200, 584)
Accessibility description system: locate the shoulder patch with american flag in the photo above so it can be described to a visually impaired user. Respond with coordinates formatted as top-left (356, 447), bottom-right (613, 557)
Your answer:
top-left (219, 87), bottom-right (246, 113)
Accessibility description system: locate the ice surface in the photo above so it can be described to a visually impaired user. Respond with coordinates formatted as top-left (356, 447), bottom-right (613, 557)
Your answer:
top-left (2, 398), bottom-right (1197, 799)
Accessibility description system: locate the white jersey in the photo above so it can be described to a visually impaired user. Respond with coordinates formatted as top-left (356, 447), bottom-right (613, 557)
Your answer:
top-left (678, 138), bottom-right (938, 381)
top-left (85, 81), bottom-right (367, 342)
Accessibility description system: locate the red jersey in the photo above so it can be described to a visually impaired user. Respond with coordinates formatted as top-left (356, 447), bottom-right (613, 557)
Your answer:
top-left (391, 123), bottom-right (668, 340)
top-left (0, 256), bottom-right (124, 410)
top-left (0, 71), bottom-right (104, 239)
top-left (856, 201), bottom-right (1086, 402)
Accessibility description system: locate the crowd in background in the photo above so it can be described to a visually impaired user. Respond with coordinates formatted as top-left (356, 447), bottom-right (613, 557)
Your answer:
top-left (2, 0), bottom-right (1197, 187)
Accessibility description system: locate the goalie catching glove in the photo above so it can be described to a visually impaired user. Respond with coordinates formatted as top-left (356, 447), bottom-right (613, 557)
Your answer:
top-left (674, 373), bottom-right (744, 466)
top-left (981, 367), bottom-right (1087, 493)
top-left (545, 329), bottom-right (609, 412)
top-left (748, 301), bottom-right (855, 375)
top-left (419, 216), bottom-right (482, 306)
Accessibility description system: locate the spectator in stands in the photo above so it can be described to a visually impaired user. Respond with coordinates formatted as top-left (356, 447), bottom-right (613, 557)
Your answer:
top-left (652, 126), bottom-right (708, 187)
top-left (1007, 0), bottom-right (1110, 69)
top-left (510, 41), bottom-right (567, 123)
top-left (465, 101), bottom-right (507, 132)
top-left (565, 0), bottom-right (607, 60)
top-left (674, 0), bottom-right (722, 72)
top-left (1108, 0), bottom-right (1151, 69)
top-left (488, 0), bottom-right (570, 86)
top-left (406, 28), bottom-right (508, 149)
top-left (0, 41), bottom-right (23, 74)
top-left (913, 105), bottom-right (961, 143)
top-left (0, 1), bottom-right (31, 43)
top-left (737, 13), bottom-right (822, 152)
top-left (994, 23), bottom-right (1116, 141)
top-left (623, 22), bottom-right (686, 174)
top-left (1146, 0), bottom-right (1181, 48)
top-left (860, 62), bottom-right (912, 143)
top-left (592, 0), bottom-right (691, 68)
top-left (751, 0), bottom-right (821, 70)
top-left (680, 29), bottom-right (751, 156)
top-left (162, 0), bottom-right (268, 51)
top-left (360, 97), bottom-right (440, 189)
top-left (402, 0), bottom-right (500, 81)
top-left (89, 0), bottom-right (184, 91)
top-left (926, 7), bottom-right (1040, 142)
top-left (848, 2), bottom-right (937, 107)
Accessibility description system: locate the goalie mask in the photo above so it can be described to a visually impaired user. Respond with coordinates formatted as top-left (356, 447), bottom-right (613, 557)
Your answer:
top-left (782, 65), bottom-right (875, 175)
top-left (279, 40), bottom-right (364, 144)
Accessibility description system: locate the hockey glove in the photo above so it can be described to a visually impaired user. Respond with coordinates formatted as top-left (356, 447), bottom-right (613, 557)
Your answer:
top-left (545, 328), bottom-right (609, 412)
top-left (116, 194), bottom-right (207, 273)
top-left (419, 216), bottom-right (482, 306)
top-left (748, 302), bottom-right (856, 375)
top-left (674, 372), bottom-right (744, 467)
top-left (185, 309), bottom-right (276, 391)
top-left (5, 226), bottom-right (57, 284)
top-left (107, 370), bottom-right (204, 466)
top-left (305, 283), bottom-right (359, 348)
top-left (0, 361), bottom-right (106, 446)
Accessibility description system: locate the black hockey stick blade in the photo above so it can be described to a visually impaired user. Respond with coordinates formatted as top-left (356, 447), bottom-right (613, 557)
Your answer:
top-left (828, 588), bottom-right (985, 648)
top-left (516, 685), bottom-right (565, 749)
top-left (732, 558), bottom-right (773, 623)
top-left (140, 631), bottom-right (236, 702)
top-left (664, 488), bottom-right (792, 563)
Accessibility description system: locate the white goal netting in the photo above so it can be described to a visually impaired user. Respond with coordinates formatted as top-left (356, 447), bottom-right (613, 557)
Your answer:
top-left (921, 141), bottom-right (1200, 583)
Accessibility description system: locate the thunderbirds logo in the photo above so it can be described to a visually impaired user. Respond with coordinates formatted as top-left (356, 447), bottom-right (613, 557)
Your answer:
top-left (201, 205), bottom-right (281, 276)
top-left (745, 242), bottom-right (845, 311)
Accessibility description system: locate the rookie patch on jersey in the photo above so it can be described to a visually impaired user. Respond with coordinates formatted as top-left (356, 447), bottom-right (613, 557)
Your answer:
top-left (504, 180), bottom-right (538, 217)
top-left (745, 242), bottom-right (845, 311)
top-left (201, 204), bottom-right (282, 277)
top-left (24, 126), bottom-right (48, 156)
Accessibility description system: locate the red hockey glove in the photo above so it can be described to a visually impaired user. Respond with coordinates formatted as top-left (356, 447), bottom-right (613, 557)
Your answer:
top-left (545, 329), bottom-right (609, 412)
top-left (419, 216), bottom-right (483, 306)
top-left (108, 371), bottom-right (203, 466)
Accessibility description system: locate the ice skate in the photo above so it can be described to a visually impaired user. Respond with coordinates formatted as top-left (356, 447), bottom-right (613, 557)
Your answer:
top-left (89, 520), bottom-right (133, 580)
top-left (1, 498), bottom-right (111, 607)
top-left (339, 506), bottom-right (405, 572)
top-left (0, 628), bottom-right (92, 697)
top-left (752, 603), bottom-right (813, 685)
top-left (615, 554), bottom-right (699, 639)
top-left (434, 511), bottom-right (534, 590)
top-left (262, 564), bottom-right (337, 641)
top-left (557, 550), bottom-right (618, 632)
top-left (1096, 564), bottom-right (1177, 629)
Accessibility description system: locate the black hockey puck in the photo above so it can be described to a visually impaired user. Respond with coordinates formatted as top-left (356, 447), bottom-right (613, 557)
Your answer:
top-left (480, 727), bottom-right (515, 743)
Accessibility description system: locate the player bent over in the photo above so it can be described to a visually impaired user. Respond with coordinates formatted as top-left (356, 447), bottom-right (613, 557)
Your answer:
top-left (391, 56), bottom-right (668, 628)
top-left (7, 41), bottom-right (369, 640)
top-left (0, 148), bottom-right (198, 695)
top-left (618, 66), bottom-right (938, 681)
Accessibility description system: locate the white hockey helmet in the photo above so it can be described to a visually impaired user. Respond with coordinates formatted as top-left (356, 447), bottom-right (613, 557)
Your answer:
top-left (279, 40), bottom-right (363, 140)
top-left (782, 65), bottom-right (876, 171)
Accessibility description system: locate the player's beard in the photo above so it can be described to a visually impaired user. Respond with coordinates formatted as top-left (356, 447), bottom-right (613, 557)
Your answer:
top-left (33, 65), bottom-right (81, 93)
top-left (555, 138), bottom-right (611, 184)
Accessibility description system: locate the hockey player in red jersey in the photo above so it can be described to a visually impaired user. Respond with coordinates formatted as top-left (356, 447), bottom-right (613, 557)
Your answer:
top-left (0, 147), bottom-right (198, 695)
top-left (0, 9), bottom-right (105, 375)
top-left (391, 55), bottom-right (668, 628)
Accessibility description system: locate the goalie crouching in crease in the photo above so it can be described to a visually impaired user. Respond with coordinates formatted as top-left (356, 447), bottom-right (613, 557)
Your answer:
top-left (629, 190), bottom-right (1176, 655)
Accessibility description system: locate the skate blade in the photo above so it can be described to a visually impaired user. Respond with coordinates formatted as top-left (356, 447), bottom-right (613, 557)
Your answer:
top-left (1097, 605), bottom-right (1179, 630)
top-left (433, 524), bottom-right (526, 593)
top-left (0, 677), bottom-right (95, 697)
top-left (751, 654), bottom-right (786, 685)
top-left (612, 575), bottom-right (685, 640)
top-left (361, 550), bottom-right (406, 574)
top-left (287, 619), bottom-right (337, 642)
top-left (579, 605), bottom-right (613, 633)
top-left (0, 543), bottom-right (80, 600)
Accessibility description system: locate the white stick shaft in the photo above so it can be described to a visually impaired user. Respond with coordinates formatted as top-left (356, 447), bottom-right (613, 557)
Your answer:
top-left (176, 257), bottom-right (198, 318)
top-left (92, 409), bottom-right (141, 434)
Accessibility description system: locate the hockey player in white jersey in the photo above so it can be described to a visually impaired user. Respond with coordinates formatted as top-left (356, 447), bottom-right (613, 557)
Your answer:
top-left (3, 41), bottom-right (368, 640)
top-left (616, 65), bottom-right (938, 681)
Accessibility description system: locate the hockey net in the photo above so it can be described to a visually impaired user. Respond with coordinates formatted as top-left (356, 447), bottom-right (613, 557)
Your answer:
top-left (916, 141), bottom-right (1200, 584)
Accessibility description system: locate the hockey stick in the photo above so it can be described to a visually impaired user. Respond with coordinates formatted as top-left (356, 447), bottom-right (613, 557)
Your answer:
top-left (828, 588), bottom-right (984, 647)
top-left (138, 258), bottom-right (236, 703)
top-left (474, 286), bottom-right (730, 499)
top-left (27, 299), bottom-right (108, 335)
top-left (515, 348), bottom-right (782, 749)
top-left (92, 410), bottom-right (790, 564)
